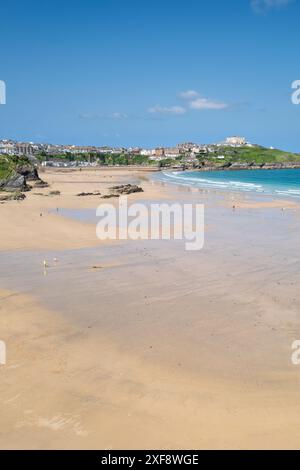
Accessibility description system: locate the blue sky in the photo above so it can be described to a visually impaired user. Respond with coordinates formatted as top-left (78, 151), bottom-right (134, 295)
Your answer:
top-left (0, 0), bottom-right (300, 150)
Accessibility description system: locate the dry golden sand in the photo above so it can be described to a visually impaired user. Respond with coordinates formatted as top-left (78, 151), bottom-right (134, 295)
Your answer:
top-left (1, 167), bottom-right (300, 449)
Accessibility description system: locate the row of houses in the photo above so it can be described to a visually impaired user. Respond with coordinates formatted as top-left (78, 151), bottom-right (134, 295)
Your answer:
top-left (0, 140), bottom-right (127, 157)
top-left (0, 140), bottom-right (41, 156)
top-left (0, 136), bottom-right (253, 159)
top-left (41, 144), bottom-right (126, 155)
top-left (138, 137), bottom-right (253, 161)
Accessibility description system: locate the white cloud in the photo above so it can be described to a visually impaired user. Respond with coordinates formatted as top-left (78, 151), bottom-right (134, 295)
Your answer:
top-left (179, 89), bottom-right (228, 110)
top-left (251, 0), bottom-right (294, 14)
top-left (148, 90), bottom-right (229, 115)
top-left (110, 112), bottom-right (128, 119)
top-left (148, 105), bottom-right (186, 115)
top-left (79, 112), bottom-right (128, 120)
top-left (189, 98), bottom-right (228, 110)
top-left (178, 90), bottom-right (199, 100)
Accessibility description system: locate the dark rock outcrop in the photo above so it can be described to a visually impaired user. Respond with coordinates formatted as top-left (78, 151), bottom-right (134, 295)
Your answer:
top-left (1, 162), bottom-right (41, 191)
top-left (0, 174), bottom-right (30, 192)
top-left (18, 166), bottom-right (40, 181)
top-left (101, 194), bottom-right (120, 199)
top-left (0, 191), bottom-right (26, 202)
top-left (49, 190), bottom-right (61, 196)
top-left (0, 155), bottom-right (42, 199)
top-left (34, 180), bottom-right (49, 188)
top-left (109, 184), bottom-right (144, 195)
top-left (77, 191), bottom-right (101, 196)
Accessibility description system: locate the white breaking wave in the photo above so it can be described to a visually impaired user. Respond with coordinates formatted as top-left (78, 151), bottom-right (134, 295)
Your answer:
top-left (275, 190), bottom-right (300, 198)
top-left (159, 171), bottom-right (263, 192)
top-left (157, 171), bottom-right (300, 199)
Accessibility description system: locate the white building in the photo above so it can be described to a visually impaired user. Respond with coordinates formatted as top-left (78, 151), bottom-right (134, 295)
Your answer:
top-left (164, 147), bottom-right (181, 158)
top-left (191, 145), bottom-right (207, 154)
top-left (225, 136), bottom-right (247, 146)
top-left (0, 141), bottom-right (15, 155)
top-left (140, 149), bottom-right (155, 156)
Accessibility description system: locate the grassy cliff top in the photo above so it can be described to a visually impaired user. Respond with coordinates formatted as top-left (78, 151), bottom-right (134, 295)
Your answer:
top-left (205, 145), bottom-right (300, 165)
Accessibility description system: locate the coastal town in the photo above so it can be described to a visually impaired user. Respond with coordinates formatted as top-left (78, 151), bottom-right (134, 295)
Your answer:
top-left (0, 136), bottom-right (252, 166)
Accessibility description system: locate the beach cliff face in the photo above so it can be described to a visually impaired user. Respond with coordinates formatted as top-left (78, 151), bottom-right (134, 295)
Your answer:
top-left (0, 155), bottom-right (41, 193)
top-left (1, 167), bottom-right (300, 449)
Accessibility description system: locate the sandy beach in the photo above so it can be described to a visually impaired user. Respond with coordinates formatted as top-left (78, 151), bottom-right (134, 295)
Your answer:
top-left (1, 167), bottom-right (300, 449)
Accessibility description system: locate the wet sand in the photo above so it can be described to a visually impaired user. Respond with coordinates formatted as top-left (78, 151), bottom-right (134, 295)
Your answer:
top-left (0, 167), bottom-right (168, 251)
top-left (1, 167), bottom-right (300, 449)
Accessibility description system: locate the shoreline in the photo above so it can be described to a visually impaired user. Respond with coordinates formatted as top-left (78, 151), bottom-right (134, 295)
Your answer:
top-left (155, 168), bottom-right (300, 202)
top-left (187, 163), bottom-right (300, 171)
top-left (39, 162), bottom-right (300, 172)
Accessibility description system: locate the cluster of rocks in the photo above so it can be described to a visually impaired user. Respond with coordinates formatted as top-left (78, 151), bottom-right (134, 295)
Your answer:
top-left (77, 191), bottom-right (101, 197)
top-left (0, 191), bottom-right (26, 203)
top-left (101, 194), bottom-right (118, 199)
top-left (100, 184), bottom-right (144, 199)
top-left (75, 185), bottom-right (143, 199)
top-left (108, 184), bottom-right (144, 195)
top-left (34, 180), bottom-right (49, 188)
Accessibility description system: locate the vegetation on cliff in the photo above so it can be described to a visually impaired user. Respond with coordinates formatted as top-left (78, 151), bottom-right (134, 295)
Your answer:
top-left (36, 152), bottom-right (158, 166)
top-left (202, 145), bottom-right (300, 166)
top-left (0, 155), bottom-right (40, 192)
top-left (0, 155), bottom-right (32, 180)
top-left (35, 145), bottom-right (300, 168)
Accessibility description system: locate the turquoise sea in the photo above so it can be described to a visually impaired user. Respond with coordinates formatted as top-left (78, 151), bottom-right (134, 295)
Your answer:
top-left (155, 169), bottom-right (300, 198)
